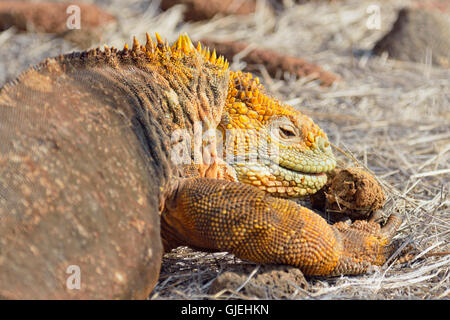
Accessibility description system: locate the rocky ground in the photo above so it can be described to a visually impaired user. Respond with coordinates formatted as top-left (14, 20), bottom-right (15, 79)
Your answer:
top-left (0, 0), bottom-right (448, 299)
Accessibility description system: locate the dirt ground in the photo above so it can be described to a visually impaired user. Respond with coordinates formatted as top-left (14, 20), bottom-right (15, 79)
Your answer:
top-left (0, 0), bottom-right (448, 299)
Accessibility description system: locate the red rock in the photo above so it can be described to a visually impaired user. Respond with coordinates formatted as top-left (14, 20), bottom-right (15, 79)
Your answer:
top-left (0, 1), bottom-right (116, 34)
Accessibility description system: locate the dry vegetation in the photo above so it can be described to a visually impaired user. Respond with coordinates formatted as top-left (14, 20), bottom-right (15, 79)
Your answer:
top-left (0, 0), bottom-right (448, 299)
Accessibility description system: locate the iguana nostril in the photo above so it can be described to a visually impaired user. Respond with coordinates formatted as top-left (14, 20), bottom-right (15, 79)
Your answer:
top-left (316, 136), bottom-right (331, 152)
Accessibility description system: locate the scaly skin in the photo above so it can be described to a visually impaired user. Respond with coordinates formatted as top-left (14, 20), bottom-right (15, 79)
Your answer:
top-left (0, 33), bottom-right (401, 299)
top-left (162, 178), bottom-right (402, 276)
top-left (219, 70), bottom-right (336, 197)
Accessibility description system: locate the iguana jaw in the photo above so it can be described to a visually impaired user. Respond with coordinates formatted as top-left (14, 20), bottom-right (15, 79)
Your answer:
top-left (232, 153), bottom-right (335, 198)
top-left (268, 153), bottom-right (335, 197)
top-left (223, 130), bottom-right (336, 198)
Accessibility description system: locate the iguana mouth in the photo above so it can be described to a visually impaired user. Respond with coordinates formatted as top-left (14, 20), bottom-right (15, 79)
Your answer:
top-left (278, 163), bottom-right (329, 175)
top-left (276, 158), bottom-right (336, 175)
top-left (274, 161), bottom-right (330, 177)
top-left (270, 163), bottom-right (329, 195)
top-left (232, 157), bottom-right (334, 197)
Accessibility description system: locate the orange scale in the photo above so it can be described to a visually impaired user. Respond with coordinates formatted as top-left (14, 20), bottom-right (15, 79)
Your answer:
top-left (239, 115), bottom-right (249, 124)
top-left (248, 110), bottom-right (259, 119)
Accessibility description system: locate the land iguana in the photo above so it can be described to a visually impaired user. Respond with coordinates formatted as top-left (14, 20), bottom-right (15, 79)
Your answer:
top-left (0, 34), bottom-right (402, 299)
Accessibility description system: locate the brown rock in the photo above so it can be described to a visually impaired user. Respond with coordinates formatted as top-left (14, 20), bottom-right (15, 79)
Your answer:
top-left (373, 8), bottom-right (450, 68)
top-left (160, 0), bottom-right (271, 21)
top-left (201, 39), bottom-right (340, 86)
top-left (209, 264), bottom-right (308, 298)
top-left (310, 167), bottom-right (386, 221)
top-left (0, 1), bottom-right (116, 34)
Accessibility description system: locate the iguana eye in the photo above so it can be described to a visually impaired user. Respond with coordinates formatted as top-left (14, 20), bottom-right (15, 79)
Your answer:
top-left (269, 117), bottom-right (299, 142)
top-left (279, 126), bottom-right (296, 139)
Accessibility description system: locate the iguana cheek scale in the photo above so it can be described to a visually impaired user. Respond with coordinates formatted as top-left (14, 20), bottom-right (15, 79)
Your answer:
top-left (0, 33), bottom-right (401, 299)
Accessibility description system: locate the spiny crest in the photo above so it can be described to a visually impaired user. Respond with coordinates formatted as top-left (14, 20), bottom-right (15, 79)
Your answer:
top-left (121, 33), bottom-right (229, 70)
top-left (225, 71), bottom-right (295, 129)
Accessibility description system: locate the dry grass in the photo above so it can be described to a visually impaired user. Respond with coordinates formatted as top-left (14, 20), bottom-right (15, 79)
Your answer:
top-left (0, 0), bottom-right (448, 299)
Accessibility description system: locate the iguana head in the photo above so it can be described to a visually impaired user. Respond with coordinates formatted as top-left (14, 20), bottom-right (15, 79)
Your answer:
top-left (219, 71), bottom-right (336, 198)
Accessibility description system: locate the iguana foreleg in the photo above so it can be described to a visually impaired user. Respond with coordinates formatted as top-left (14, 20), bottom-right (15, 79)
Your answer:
top-left (161, 177), bottom-right (402, 276)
